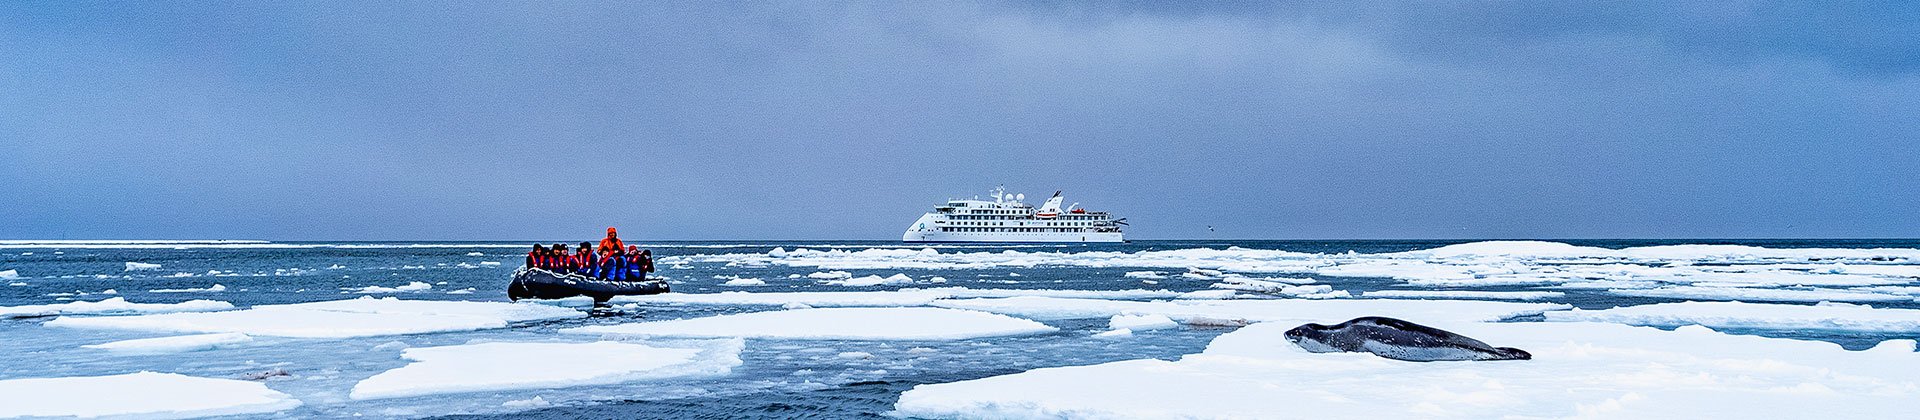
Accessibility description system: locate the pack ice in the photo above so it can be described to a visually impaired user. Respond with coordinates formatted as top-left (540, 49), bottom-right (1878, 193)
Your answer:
top-left (0, 297), bottom-right (233, 319)
top-left (0, 371), bottom-right (300, 418)
top-left (564, 307), bottom-right (1058, 340)
top-left (350, 339), bottom-right (743, 400)
top-left (45, 296), bottom-right (585, 338)
top-left (895, 321), bottom-right (1920, 419)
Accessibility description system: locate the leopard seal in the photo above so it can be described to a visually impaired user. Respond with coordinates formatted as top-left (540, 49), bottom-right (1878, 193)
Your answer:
top-left (1284, 316), bottom-right (1531, 362)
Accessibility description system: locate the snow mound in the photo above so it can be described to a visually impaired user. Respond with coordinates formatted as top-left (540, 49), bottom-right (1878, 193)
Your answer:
top-left (896, 321), bottom-right (1920, 419)
top-left (350, 339), bottom-right (743, 400)
top-left (1609, 286), bottom-right (1912, 302)
top-left (563, 307), bottom-right (1057, 340)
top-left (1545, 301), bottom-right (1920, 332)
top-left (151, 284), bottom-right (227, 293)
top-left (1, 297), bottom-right (234, 319)
top-left (124, 262), bottom-right (163, 271)
top-left (1363, 290), bottom-right (1565, 301)
top-left (82, 333), bottom-right (254, 354)
top-left (0, 372), bottom-right (300, 418)
top-left (47, 297), bottom-right (585, 338)
top-left (344, 281), bottom-right (433, 294)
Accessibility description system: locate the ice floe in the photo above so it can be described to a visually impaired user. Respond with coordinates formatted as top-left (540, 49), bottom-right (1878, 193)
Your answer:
top-left (0, 269), bottom-right (18, 279)
top-left (1362, 290), bottom-right (1565, 301)
top-left (124, 261), bottom-right (163, 271)
top-left (930, 296), bottom-right (1565, 326)
top-left (1608, 286), bottom-right (1913, 302)
top-left (0, 297), bottom-right (234, 319)
top-left (895, 320), bottom-right (1920, 419)
top-left (350, 339), bottom-right (743, 400)
top-left (1108, 314), bottom-right (1177, 331)
top-left (46, 297), bottom-right (585, 338)
top-left (563, 307), bottom-right (1057, 340)
top-left (0, 371), bottom-right (300, 418)
top-left (823, 273), bottom-right (922, 287)
top-left (82, 332), bottom-right (255, 354)
top-left (344, 281), bottom-right (434, 294)
top-left (150, 284), bottom-right (228, 293)
top-left (1545, 301), bottom-right (1920, 332)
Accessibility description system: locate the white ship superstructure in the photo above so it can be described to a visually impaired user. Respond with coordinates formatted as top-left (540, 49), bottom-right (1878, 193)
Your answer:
top-left (903, 186), bottom-right (1125, 243)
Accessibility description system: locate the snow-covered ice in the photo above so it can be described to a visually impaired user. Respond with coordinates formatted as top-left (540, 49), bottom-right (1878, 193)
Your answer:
top-left (895, 321), bottom-right (1920, 419)
top-left (931, 296), bottom-right (1566, 326)
top-left (350, 339), bottom-right (743, 400)
top-left (823, 273), bottom-right (919, 287)
top-left (0, 269), bottom-right (18, 279)
top-left (47, 297), bottom-right (585, 338)
top-left (609, 288), bottom-right (1186, 308)
top-left (1363, 290), bottom-right (1565, 301)
top-left (0, 372), bottom-right (301, 418)
top-left (82, 332), bottom-right (255, 354)
top-left (1609, 286), bottom-right (1913, 302)
top-left (150, 284), bottom-right (228, 293)
top-left (124, 261), bottom-right (163, 271)
top-left (1545, 301), bottom-right (1920, 333)
top-left (344, 281), bottom-right (433, 294)
top-left (563, 307), bottom-right (1057, 340)
top-left (0, 297), bottom-right (234, 319)
top-left (1108, 314), bottom-right (1177, 331)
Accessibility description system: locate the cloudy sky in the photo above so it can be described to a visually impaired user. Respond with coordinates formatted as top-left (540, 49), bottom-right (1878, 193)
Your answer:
top-left (2, 2), bottom-right (1915, 240)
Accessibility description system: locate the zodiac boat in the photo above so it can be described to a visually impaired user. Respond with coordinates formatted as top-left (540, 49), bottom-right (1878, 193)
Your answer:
top-left (507, 267), bottom-right (669, 302)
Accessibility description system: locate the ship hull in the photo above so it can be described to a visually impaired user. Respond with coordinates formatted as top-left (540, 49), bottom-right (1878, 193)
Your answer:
top-left (902, 230), bottom-right (1124, 243)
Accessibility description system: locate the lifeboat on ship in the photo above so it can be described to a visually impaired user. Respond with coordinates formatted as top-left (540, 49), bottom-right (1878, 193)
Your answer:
top-left (507, 267), bottom-right (669, 303)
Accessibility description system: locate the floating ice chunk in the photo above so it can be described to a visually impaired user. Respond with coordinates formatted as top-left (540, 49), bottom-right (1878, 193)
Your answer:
top-left (1549, 279), bottom-right (1661, 290)
top-left (1211, 277), bottom-right (1334, 297)
top-left (124, 262), bottom-right (163, 271)
top-left (1108, 314), bottom-right (1177, 331)
top-left (465, 252), bottom-right (485, 256)
top-left (896, 321), bottom-right (1920, 419)
top-left (7, 282), bottom-right (24, 286)
top-left (824, 273), bottom-right (917, 287)
top-left (839, 351), bottom-right (874, 359)
top-left (0, 297), bottom-right (234, 319)
top-left (1123, 271), bottom-right (1165, 279)
top-left (806, 270), bottom-right (854, 280)
top-left (501, 396), bottom-right (551, 408)
top-left (1362, 290), bottom-right (1565, 301)
top-left (0, 269), bottom-right (18, 279)
top-left (479, 261), bottom-right (502, 266)
top-left (722, 277), bottom-right (767, 286)
top-left (151, 284), bottom-right (227, 293)
top-left (1609, 286), bottom-right (1912, 302)
top-left (344, 281), bottom-right (434, 294)
top-left (1545, 301), bottom-right (1920, 332)
top-left (1093, 329), bottom-right (1132, 338)
top-left (446, 288), bottom-right (476, 294)
top-left (0, 372), bottom-right (300, 418)
top-left (562, 307), bottom-right (1057, 340)
top-left (82, 332), bottom-right (254, 354)
top-left (47, 297), bottom-right (585, 338)
top-left (933, 297), bottom-right (1565, 326)
top-left (326, 264), bottom-right (346, 269)
top-left (1176, 290), bottom-right (1236, 300)
top-left (349, 339), bottom-right (742, 400)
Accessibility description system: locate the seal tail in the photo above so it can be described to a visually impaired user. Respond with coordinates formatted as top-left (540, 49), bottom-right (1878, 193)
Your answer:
top-left (1492, 347), bottom-right (1532, 360)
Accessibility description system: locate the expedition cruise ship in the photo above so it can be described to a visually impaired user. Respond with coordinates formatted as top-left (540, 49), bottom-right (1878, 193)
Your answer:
top-left (903, 187), bottom-right (1126, 243)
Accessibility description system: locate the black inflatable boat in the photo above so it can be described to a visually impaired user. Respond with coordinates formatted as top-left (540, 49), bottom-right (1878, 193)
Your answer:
top-left (507, 267), bottom-right (669, 302)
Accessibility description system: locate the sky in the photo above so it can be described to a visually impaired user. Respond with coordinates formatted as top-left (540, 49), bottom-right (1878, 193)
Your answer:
top-left (1, 1), bottom-right (1916, 240)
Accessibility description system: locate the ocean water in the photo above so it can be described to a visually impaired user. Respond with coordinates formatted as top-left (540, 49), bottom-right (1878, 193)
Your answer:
top-left (2, 239), bottom-right (1917, 418)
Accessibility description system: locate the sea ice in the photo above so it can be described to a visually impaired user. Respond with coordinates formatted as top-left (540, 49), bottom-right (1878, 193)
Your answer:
top-left (46, 297), bottom-right (585, 338)
top-left (0, 372), bottom-right (300, 418)
top-left (823, 273), bottom-right (918, 287)
top-left (562, 307), bottom-right (1057, 340)
top-left (0, 269), bottom-right (18, 279)
top-left (82, 332), bottom-right (255, 354)
top-left (1544, 301), bottom-right (1920, 332)
top-left (0, 297), bottom-right (234, 319)
top-left (931, 296), bottom-right (1565, 326)
top-left (1108, 314), bottom-right (1177, 331)
top-left (345, 281), bottom-right (434, 294)
top-left (895, 321), bottom-right (1920, 419)
top-left (1608, 286), bottom-right (1912, 302)
top-left (124, 262), bottom-right (163, 271)
top-left (151, 284), bottom-right (228, 293)
top-left (1362, 290), bottom-right (1565, 301)
top-left (350, 339), bottom-right (743, 400)
top-left (722, 277), bottom-right (768, 286)
top-left (608, 288), bottom-right (1186, 308)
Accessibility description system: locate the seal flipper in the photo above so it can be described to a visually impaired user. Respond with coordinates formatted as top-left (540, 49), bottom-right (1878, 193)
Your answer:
top-left (1491, 347), bottom-right (1532, 360)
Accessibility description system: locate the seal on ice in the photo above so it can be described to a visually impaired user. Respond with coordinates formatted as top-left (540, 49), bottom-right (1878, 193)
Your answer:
top-left (1284, 316), bottom-right (1531, 362)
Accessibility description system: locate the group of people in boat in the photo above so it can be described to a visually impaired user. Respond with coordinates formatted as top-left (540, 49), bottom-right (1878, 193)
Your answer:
top-left (525, 227), bottom-right (655, 281)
